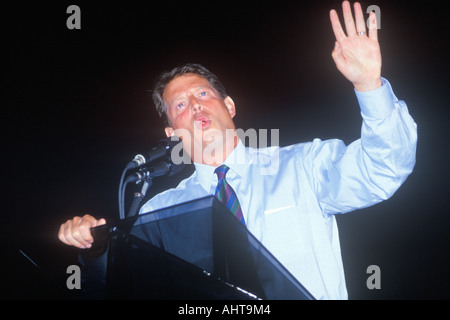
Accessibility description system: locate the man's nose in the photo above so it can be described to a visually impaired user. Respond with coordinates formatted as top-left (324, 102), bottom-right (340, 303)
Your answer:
top-left (189, 95), bottom-right (202, 112)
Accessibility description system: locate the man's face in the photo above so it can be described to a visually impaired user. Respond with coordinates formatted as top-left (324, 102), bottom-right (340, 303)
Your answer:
top-left (163, 74), bottom-right (237, 164)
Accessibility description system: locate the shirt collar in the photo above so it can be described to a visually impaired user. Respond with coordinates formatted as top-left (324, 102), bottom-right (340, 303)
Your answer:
top-left (194, 139), bottom-right (248, 192)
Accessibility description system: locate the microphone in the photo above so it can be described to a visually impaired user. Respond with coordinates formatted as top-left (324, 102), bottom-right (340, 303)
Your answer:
top-left (126, 158), bottom-right (185, 184)
top-left (130, 137), bottom-right (181, 168)
top-left (121, 150), bottom-right (185, 219)
top-left (119, 137), bottom-right (184, 219)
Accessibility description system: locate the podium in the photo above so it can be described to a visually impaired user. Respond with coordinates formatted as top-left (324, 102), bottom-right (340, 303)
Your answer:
top-left (83, 196), bottom-right (315, 300)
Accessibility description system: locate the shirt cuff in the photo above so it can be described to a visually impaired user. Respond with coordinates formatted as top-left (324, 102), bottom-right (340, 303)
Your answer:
top-left (354, 77), bottom-right (397, 120)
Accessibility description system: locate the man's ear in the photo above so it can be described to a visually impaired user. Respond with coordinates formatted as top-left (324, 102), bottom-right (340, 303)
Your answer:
top-left (224, 96), bottom-right (236, 118)
top-left (165, 127), bottom-right (174, 137)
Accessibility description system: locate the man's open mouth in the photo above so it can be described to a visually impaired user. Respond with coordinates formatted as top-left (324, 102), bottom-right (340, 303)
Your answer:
top-left (194, 116), bottom-right (211, 130)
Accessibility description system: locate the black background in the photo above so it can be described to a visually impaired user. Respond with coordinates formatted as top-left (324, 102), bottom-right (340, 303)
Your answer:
top-left (3, 1), bottom-right (450, 300)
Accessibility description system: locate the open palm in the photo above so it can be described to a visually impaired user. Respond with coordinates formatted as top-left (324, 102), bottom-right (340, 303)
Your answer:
top-left (330, 1), bottom-right (382, 92)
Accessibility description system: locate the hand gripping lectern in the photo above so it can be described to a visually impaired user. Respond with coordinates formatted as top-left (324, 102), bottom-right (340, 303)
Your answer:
top-left (81, 196), bottom-right (315, 300)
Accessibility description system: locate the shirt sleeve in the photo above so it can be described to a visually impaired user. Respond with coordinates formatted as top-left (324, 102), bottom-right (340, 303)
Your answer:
top-left (305, 78), bottom-right (418, 215)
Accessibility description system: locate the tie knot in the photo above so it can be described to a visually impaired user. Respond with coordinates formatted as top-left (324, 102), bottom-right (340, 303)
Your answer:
top-left (214, 164), bottom-right (230, 180)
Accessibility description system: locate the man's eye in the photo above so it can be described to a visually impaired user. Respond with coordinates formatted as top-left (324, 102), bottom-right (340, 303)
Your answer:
top-left (199, 91), bottom-right (207, 96)
top-left (176, 102), bottom-right (184, 109)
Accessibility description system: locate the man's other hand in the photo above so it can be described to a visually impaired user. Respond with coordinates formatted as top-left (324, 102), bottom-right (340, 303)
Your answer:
top-left (58, 214), bottom-right (106, 249)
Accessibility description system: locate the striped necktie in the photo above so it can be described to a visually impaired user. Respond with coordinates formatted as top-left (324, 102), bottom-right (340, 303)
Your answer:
top-left (214, 164), bottom-right (245, 225)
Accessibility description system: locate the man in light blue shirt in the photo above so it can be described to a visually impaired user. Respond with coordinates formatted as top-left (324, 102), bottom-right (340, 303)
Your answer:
top-left (140, 75), bottom-right (416, 300)
top-left (58, 2), bottom-right (417, 299)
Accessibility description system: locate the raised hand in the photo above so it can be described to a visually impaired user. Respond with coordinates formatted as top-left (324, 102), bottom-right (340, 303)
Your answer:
top-left (330, 1), bottom-right (382, 91)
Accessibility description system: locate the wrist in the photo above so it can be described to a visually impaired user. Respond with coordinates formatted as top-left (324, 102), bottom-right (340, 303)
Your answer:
top-left (354, 77), bottom-right (396, 120)
top-left (353, 77), bottom-right (383, 92)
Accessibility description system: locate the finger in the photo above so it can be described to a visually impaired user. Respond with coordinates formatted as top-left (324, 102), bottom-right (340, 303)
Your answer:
top-left (329, 9), bottom-right (346, 42)
top-left (331, 41), bottom-right (346, 72)
top-left (353, 2), bottom-right (366, 34)
top-left (368, 11), bottom-right (378, 41)
top-left (62, 219), bottom-right (86, 248)
top-left (68, 216), bottom-right (92, 248)
top-left (77, 217), bottom-right (95, 246)
top-left (58, 223), bottom-right (71, 246)
top-left (342, 1), bottom-right (357, 36)
top-left (58, 220), bottom-right (79, 246)
top-left (77, 215), bottom-right (107, 248)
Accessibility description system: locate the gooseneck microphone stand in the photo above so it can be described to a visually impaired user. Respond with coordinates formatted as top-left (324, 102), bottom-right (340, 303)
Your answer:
top-left (118, 137), bottom-right (184, 220)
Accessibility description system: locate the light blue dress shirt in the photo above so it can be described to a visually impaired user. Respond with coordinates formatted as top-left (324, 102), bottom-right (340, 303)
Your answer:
top-left (139, 78), bottom-right (417, 300)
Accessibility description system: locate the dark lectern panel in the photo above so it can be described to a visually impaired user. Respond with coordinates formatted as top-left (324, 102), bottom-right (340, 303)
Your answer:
top-left (86, 196), bottom-right (315, 299)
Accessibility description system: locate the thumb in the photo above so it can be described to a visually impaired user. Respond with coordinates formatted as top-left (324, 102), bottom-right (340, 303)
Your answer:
top-left (331, 41), bottom-right (345, 70)
top-left (94, 218), bottom-right (107, 227)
